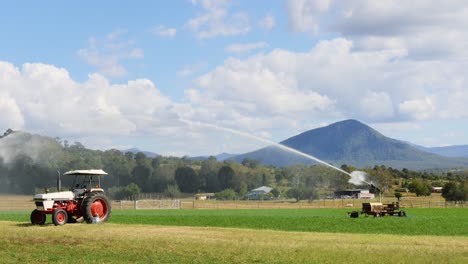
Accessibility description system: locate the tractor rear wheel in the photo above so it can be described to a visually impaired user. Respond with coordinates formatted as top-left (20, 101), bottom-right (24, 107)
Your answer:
top-left (82, 193), bottom-right (111, 224)
top-left (52, 209), bottom-right (68, 226)
top-left (30, 209), bottom-right (46, 225)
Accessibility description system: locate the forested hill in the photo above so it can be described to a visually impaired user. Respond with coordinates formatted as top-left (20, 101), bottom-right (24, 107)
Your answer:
top-left (0, 129), bottom-right (355, 197)
top-left (0, 128), bottom-right (467, 198)
top-left (234, 119), bottom-right (468, 169)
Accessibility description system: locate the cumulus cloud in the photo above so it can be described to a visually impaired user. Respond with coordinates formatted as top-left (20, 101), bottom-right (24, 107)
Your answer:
top-left (0, 61), bottom-right (173, 138)
top-left (151, 25), bottom-right (177, 38)
top-left (287, 0), bottom-right (331, 33)
top-left (187, 37), bottom-right (468, 129)
top-left (186, 0), bottom-right (250, 38)
top-left (286, 0), bottom-right (468, 59)
top-left (0, 60), bottom-right (275, 155)
top-left (398, 97), bottom-right (435, 121)
top-left (78, 29), bottom-right (144, 77)
top-left (225, 42), bottom-right (268, 54)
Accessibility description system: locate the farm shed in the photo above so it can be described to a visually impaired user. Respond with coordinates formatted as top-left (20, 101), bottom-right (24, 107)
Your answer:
top-left (334, 189), bottom-right (375, 199)
top-left (194, 193), bottom-right (215, 200)
top-left (247, 186), bottom-right (272, 200)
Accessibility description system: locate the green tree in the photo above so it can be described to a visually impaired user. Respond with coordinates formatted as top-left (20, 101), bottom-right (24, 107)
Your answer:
top-left (214, 188), bottom-right (237, 200)
top-left (442, 181), bottom-right (467, 202)
top-left (287, 188), bottom-right (303, 202)
top-left (199, 157), bottom-right (221, 192)
top-left (132, 164), bottom-right (153, 193)
top-left (271, 188), bottom-right (281, 199)
top-left (218, 165), bottom-right (235, 190)
top-left (302, 188), bottom-right (319, 202)
top-left (287, 187), bottom-right (318, 202)
top-left (108, 183), bottom-right (141, 200)
top-left (241, 158), bottom-right (259, 169)
top-left (238, 182), bottom-right (248, 197)
top-left (164, 184), bottom-right (181, 198)
top-left (408, 179), bottom-right (431, 197)
top-left (174, 166), bottom-right (199, 193)
top-left (394, 191), bottom-right (402, 202)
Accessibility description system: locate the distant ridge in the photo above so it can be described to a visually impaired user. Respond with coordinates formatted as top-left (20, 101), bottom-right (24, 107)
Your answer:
top-left (415, 145), bottom-right (468, 158)
top-left (190, 152), bottom-right (237, 161)
top-left (123, 148), bottom-right (159, 158)
top-left (234, 119), bottom-right (468, 169)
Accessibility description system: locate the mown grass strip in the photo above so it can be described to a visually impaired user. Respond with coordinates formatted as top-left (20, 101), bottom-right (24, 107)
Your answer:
top-left (1, 221), bottom-right (467, 264)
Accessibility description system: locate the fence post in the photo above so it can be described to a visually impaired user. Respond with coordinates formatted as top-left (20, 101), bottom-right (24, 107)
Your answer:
top-left (134, 200), bottom-right (137, 210)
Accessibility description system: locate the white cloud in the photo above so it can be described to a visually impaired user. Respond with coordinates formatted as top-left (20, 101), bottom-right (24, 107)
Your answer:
top-left (287, 0), bottom-right (331, 33)
top-left (259, 15), bottom-right (275, 30)
top-left (358, 92), bottom-right (394, 120)
top-left (0, 60), bottom-right (275, 155)
top-left (0, 62), bottom-right (173, 138)
top-left (78, 29), bottom-right (144, 77)
top-left (151, 25), bottom-right (177, 38)
top-left (187, 37), bottom-right (468, 131)
top-left (286, 0), bottom-right (468, 59)
top-left (225, 42), bottom-right (268, 54)
top-left (186, 0), bottom-right (250, 38)
top-left (398, 97), bottom-right (435, 121)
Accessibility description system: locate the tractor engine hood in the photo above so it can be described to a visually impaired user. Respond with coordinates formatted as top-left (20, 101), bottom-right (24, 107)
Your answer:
top-left (34, 191), bottom-right (74, 200)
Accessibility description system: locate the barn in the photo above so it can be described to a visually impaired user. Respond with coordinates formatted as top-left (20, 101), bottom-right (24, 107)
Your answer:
top-left (247, 186), bottom-right (272, 200)
top-left (334, 189), bottom-right (375, 199)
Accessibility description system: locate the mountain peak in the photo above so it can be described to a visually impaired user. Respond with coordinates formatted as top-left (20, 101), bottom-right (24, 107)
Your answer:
top-left (326, 119), bottom-right (371, 130)
top-left (234, 119), bottom-right (468, 169)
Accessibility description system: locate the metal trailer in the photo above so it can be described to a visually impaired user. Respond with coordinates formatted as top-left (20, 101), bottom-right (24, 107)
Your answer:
top-left (348, 202), bottom-right (406, 218)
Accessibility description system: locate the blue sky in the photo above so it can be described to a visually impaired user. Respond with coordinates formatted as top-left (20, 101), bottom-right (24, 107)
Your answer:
top-left (1, 0), bottom-right (468, 156)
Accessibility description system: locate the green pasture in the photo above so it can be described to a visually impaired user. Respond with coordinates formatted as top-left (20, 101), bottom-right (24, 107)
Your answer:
top-left (1, 208), bottom-right (467, 236)
top-left (1, 208), bottom-right (467, 263)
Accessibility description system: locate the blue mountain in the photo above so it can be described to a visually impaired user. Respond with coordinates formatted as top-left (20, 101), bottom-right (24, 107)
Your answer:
top-left (415, 145), bottom-right (468, 158)
top-left (234, 119), bottom-right (468, 169)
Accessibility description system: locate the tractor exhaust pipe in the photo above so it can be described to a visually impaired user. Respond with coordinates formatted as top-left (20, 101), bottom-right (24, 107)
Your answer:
top-left (57, 171), bottom-right (61, 192)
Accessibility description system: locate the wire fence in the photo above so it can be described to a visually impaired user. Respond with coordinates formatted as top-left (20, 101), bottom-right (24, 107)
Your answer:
top-left (179, 199), bottom-right (465, 210)
top-left (0, 195), bottom-right (465, 211)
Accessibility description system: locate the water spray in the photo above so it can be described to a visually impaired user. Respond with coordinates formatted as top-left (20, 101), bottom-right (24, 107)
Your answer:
top-left (179, 118), bottom-right (362, 178)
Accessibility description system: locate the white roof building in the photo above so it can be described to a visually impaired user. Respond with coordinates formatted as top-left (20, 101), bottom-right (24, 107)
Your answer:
top-left (247, 186), bottom-right (273, 200)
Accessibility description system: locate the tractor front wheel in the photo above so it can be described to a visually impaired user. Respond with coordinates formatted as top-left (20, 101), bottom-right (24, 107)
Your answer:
top-left (82, 193), bottom-right (111, 224)
top-left (52, 209), bottom-right (68, 226)
top-left (30, 209), bottom-right (46, 225)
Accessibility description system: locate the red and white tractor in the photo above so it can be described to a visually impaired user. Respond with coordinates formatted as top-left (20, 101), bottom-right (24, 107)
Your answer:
top-left (30, 169), bottom-right (111, 225)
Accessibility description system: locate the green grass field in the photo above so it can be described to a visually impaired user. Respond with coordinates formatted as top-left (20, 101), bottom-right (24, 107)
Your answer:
top-left (1, 208), bottom-right (467, 236)
top-left (1, 208), bottom-right (467, 263)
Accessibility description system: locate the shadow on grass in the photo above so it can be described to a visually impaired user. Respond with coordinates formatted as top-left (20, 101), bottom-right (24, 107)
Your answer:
top-left (15, 223), bottom-right (58, 227)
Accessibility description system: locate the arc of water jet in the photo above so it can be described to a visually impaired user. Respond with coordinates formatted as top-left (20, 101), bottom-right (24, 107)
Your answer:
top-left (179, 118), bottom-right (352, 177)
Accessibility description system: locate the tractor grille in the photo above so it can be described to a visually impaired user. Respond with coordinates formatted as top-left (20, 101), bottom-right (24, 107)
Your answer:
top-left (35, 202), bottom-right (43, 207)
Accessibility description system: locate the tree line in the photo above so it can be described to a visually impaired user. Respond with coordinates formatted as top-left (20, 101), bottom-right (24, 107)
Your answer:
top-left (0, 131), bottom-right (467, 202)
